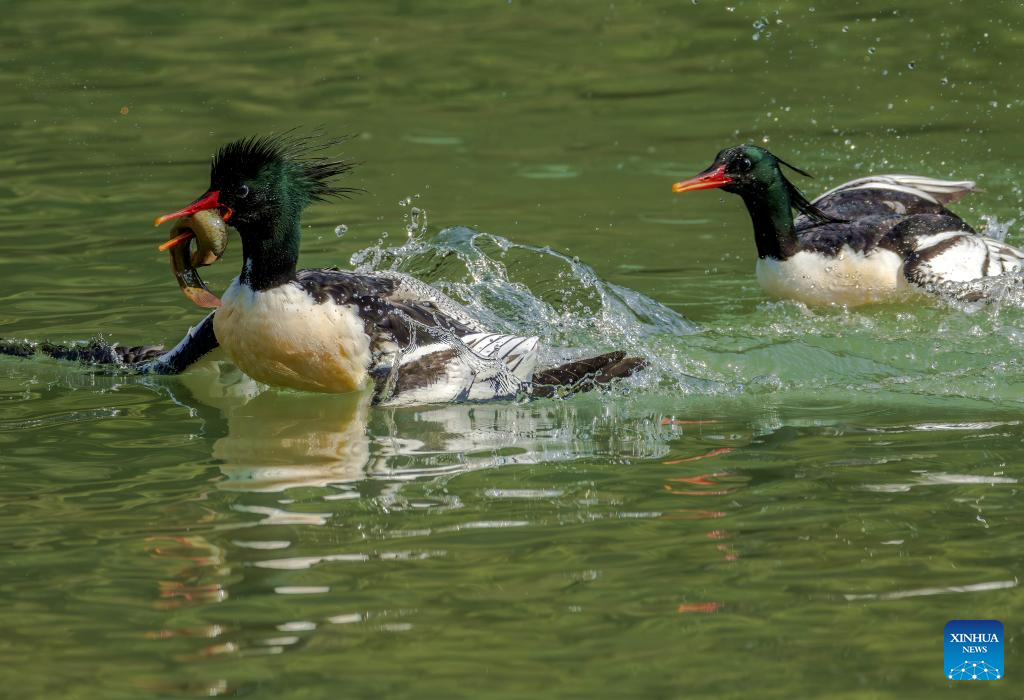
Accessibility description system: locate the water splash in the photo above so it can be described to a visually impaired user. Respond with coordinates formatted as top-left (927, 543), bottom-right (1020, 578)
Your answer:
top-left (334, 200), bottom-right (1024, 408)
top-left (979, 214), bottom-right (1014, 243)
top-left (349, 224), bottom-right (702, 396)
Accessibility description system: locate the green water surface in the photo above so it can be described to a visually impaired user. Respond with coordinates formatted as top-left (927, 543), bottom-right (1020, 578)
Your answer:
top-left (1, 1), bottom-right (1022, 698)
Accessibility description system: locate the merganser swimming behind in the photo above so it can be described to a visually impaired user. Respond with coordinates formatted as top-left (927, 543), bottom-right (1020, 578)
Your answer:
top-left (143, 133), bottom-right (644, 405)
top-left (672, 145), bottom-right (1024, 306)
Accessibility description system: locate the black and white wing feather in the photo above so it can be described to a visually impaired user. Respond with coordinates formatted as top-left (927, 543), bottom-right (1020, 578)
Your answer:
top-left (294, 268), bottom-right (539, 404)
top-left (810, 174), bottom-right (977, 225)
top-left (295, 267), bottom-right (478, 350)
top-left (374, 331), bottom-right (540, 406)
top-left (904, 230), bottom-right (1024, 288)
top-left (815, 174), bottom-right (977, 206)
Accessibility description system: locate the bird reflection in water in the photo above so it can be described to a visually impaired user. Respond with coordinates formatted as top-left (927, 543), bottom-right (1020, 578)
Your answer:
top-left (141, 357), bottom-right (675, 684)
top-left (659, 418), bottom-right (750, 615)
top-left (168, 360), bottom-right (667, 492)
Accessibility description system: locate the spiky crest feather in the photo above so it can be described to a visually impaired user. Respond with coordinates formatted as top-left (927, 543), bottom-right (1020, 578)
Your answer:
top-left (211, 130), bottom-right (358, 200)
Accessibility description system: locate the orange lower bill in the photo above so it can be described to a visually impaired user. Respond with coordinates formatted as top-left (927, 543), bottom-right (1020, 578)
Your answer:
top-left (158, 231), bottom-right (195, 252)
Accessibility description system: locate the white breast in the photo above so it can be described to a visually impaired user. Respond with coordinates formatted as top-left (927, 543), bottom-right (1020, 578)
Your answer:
top-left (213, 278), bottom-right (372, 393)
top-left (756, 246), bottom-right (910, 306)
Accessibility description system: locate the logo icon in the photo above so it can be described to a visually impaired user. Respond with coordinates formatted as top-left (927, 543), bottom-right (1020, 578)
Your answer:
top-left (945, 620), bottom-right (1003, 680)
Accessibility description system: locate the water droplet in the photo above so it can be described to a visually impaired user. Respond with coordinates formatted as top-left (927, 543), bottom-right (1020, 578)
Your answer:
top-left (334, 224), bottom-right (348, 237)
top-left (405, 206), bottom-right (428, 238)
top-left (842, 25), bottom-right (849, 32)
top-left (907, 61), bottom-right (916, 70)
top-left (940, 76), bottom-right (949, 85)
top-left (867, 46), bottom-right (876, 55)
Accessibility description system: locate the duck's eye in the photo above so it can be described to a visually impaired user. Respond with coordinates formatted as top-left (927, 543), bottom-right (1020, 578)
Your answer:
top-left (738, 157), bottom-right (753, 172)
top-left (237, 184), bottom-right (250, 199)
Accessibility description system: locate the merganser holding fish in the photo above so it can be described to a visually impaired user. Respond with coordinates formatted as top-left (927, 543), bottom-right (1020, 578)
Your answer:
top-left (142, 134), bottom-right (644, 404)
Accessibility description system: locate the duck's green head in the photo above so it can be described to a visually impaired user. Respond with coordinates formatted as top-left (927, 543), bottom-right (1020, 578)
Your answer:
top-left (672, 144), bottom-right (838, 233)
top-left (672, 145), bottom-right (801, 197)
top-left (154, 132), bottom-right (356, 234)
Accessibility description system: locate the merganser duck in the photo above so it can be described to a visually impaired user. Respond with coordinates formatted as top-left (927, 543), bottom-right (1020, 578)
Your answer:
top-left (672, 145), bottom-right (1024, 306)
top-left (140, 134), bottom-right (643, 404)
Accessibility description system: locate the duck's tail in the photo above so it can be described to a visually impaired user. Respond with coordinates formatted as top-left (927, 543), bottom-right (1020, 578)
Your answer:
top-left (532, 351), bottom-right (646, 398)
